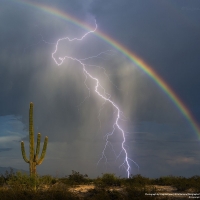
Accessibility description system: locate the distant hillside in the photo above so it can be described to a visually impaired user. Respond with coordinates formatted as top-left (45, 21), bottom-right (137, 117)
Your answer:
top-left (0, 167), bottom-right (28, 175)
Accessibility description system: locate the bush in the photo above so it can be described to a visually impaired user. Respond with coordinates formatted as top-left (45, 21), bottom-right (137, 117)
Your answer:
top-left (153, 175), bottom-right (200, 192)
top-left (7, 171), bottom-right (36, 190)
top-left (66, 170), bottom-right (89, 185)
top-left (5, 171), bottom-right (57, 190)
top-left (2, 168), bottom-right (15, 183)
top-left (124, 174), bottom-right (150, 187)
top-left (39, 175), bottom-right (57, 185)
top-left (173, 177), bottom-right (191, 192)
top-left (187, 176), bottom-right (200, 192)
top-left (152, 175), bottom-right (177, 186)
top-left (94, 173), bottom-right (121, 188)
top-left (0, 174), bottom-right (5, 186)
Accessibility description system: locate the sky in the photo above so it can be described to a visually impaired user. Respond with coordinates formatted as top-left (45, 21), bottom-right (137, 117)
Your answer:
top-left (0, 0), bottom-right (200, 178)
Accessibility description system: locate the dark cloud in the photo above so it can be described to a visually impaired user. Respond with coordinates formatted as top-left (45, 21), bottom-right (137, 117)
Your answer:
top-left (0, 148), bottom-right (12, 152)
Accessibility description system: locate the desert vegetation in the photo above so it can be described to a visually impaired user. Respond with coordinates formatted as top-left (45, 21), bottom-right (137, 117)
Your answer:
top-left (0, 168), bottom-right (199, 199)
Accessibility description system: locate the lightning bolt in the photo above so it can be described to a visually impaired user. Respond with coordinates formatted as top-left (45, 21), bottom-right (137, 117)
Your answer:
top-left (51, 20), bottom-right (139, 178)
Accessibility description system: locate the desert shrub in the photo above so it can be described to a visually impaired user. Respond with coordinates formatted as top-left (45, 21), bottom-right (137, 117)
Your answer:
top-left (172, 177), bottom-right (191, 191)
top-left (59, 177), bottom-right (69, 185)
top-left (186, 176), bottom-right (200, 192)
top-left (0, 174), bottom-right (5, 186)
top-left (152, 175), bottom-right (178, 186)
top-left (39, 175), bottom-right (57, 185)
top-left (172, 176), bottom-right (200, 192)
top-left (6, 171), bottom-right (57, 190)
top-left (125, 174), bottom-right (150, 187)
top-left (7, 171), bottom-right (37, 190)
top-left (66, 170), bottom-right (89, 185)
top-left (190, 176), bottom-right (200, 193)
top-left (94, 173), bottom-right (121, 188)
top-left (101, 173), bottom-right (121, 186)
top-left (2, 168), bottom-right (15, 183)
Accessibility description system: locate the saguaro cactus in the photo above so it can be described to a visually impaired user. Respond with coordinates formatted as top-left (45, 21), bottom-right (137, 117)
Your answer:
top-left (21, 102), bottom-right (48, 189)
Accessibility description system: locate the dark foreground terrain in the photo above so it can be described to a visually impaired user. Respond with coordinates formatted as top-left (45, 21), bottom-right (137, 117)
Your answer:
top-left (0, 169), bottom-right (199, 200)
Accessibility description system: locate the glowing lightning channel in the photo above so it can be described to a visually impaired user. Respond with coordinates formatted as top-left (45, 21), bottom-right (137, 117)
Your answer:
top-left (51, 20), bottom-right (138, 178)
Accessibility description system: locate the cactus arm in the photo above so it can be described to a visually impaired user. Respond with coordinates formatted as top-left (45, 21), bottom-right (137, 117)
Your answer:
top-left (29, 102), bottom-right (34, 161)
top-left (21, 141), bottom-right (29, 163)
top-left (36, 136), bottom-right (48, 165)
top-left (35, 133), bottom-right (41, 160)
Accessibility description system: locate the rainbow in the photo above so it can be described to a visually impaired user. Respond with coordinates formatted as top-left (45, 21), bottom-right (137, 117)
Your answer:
top-left (13, 0), bottom-right (200, 136)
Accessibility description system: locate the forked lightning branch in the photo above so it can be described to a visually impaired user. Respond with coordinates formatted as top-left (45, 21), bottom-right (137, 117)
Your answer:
top-left (51, 20), bottom-right (139, 178)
